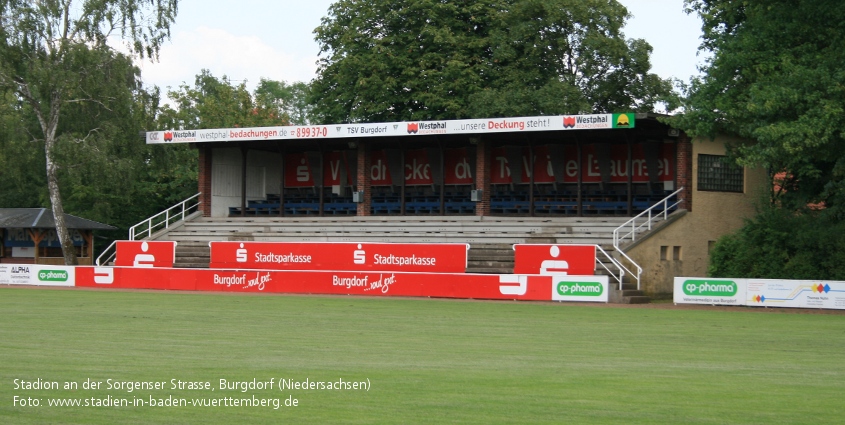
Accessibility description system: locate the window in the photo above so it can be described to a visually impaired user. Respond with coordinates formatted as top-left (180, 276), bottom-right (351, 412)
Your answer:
top-left (698, 154), bottom-right (744, 193)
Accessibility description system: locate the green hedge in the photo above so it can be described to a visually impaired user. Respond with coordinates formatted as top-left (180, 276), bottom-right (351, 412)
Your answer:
top-left (709, 207), bottom-right (845, 280)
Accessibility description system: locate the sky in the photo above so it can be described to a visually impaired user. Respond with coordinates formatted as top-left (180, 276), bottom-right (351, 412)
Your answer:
top-left (133, 0), bottom-right (707, 107)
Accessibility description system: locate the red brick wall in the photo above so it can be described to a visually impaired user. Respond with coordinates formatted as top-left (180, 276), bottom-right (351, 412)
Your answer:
top-left (198, 147), bottom-right (213, 217)
top-left (475, 140), bottom-right (491, 216)
top-left (676, 135), bottom-right (693, 212)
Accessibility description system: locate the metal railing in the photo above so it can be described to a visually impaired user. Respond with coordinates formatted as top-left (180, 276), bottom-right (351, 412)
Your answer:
top-left (611, 187), bottom-right (684, 290)
top-left (95, 240), bottom-right (118, 266)
top-left (595, 245), bottom-right (625, 286)
top-left (96, 193), bottom-right (201, 266)
top-left (130, 193), bottom-right (201, 240)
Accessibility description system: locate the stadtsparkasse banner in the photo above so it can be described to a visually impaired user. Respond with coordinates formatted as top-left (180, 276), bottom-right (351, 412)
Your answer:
top-left (114, 241), bottom-right (176, 268)
top-left (512, 244), bottom-right (597, 276)
top-left (146, 114), bottom-right (636, 144)
top-left (208, 242), bottom-right (469, 273)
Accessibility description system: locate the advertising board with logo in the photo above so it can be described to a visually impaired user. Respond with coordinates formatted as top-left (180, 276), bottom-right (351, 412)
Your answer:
top-left (146, 114), bottom-right (636, 144)
top-left (114, 241), bottom-right (177, 268)
top-left (75, 266), bottom-right (556, 301)
top-left (746, 279), bottom-right (845, 310)
top-left (513, 244), bottom-right (596, 276)
top-left (673, 278), bottom-right (746, 306)
top-left (208, 242), bottom-right (469, 273)
top-left (0, 264), bottom-right (75, 287)
top-left (550, 275), bottom-right (609, 303)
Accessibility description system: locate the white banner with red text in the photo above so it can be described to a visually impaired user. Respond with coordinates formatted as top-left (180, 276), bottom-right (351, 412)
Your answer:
top-left (147, 114), bottom-right (636, 144)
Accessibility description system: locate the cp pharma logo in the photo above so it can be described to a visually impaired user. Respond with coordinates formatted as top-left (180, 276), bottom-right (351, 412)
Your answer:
top-left (557, 281), bottom-right (603, 296)
top-left (682, 280), bottom-right (738, 296)
top-left (38, 270), bottom-right (68, 282)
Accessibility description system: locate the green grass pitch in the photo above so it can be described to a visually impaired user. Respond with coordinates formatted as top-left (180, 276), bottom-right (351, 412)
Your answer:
top-left (2, 287), bottom-right (844, 424)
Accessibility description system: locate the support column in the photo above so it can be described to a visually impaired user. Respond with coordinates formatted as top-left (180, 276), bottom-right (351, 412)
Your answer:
top-left (475, 139), bottom-right (491, 216)
top-left (356, 141), bottom-right (371, 216)
top-left (240, 147), bottom-right (248, 217)
top-left (197, 146), bottom-right (213, 217)
top-left (676, 135), bottom-right (693, 211)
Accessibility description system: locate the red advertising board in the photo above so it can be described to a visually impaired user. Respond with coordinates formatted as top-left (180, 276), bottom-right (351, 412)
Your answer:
top-left (75, 266), bottom-right (553, 301)
top-left (513, 244), bottom-right (596, 275)
top-left (322, 151), bottom-right (353, 186)
top-left (208, 242), bottom-right (469, 273)
top-left (443, 148), bottom-right (474, 184)
top-left (114, 241), bottom-right (176, 268)
top-left (490, 144), bottom-right (674, 184)
top-left (284, 153), bottom-right (313, 187)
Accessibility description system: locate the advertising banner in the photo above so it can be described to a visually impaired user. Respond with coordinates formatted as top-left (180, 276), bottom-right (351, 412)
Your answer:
top-left (550, 275), bottom-right (609, 303)
top-left (114, 241), bottom-right (177, 268)
top-left (75, 266), bottom-right (557, 301)
top-left (673, 278), bottom-right (746, 306)
top-left (284, 153), bottom-right (314, 187)
top-left (746, 279), bottom-right (845, 310)
top-left (490, 143), bottom-right (674, 184)
top-left (209, 242), bottom-right (469, 273)
top-left (3, 228), bottom-right (86, 247)
top-left (0, 264), bottom-right (75, 287)
top-left (147, 114), bottom-right (636, 145)
top-left (513, 244), bottom-right (596, 276)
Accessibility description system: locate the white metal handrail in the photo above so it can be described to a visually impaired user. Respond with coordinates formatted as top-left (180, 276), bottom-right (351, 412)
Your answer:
top-left (595, 245), bottom-right (625, 285)
top-left (95, 240), bottom-right (118, 266)
top-left (611, 187), bottom-right (684, 290)
top-left (129, 193), bottom-right (201, 240)
top-left (613, 187), bottom-right (684, 248)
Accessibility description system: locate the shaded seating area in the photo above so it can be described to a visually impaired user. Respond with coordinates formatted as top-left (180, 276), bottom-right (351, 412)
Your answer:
top-left (229, 193), bottom-right (357, 217)
top-left (490, 186), bottom-right (678, 216)
top-left (0, 208), bottom-right (116, 265)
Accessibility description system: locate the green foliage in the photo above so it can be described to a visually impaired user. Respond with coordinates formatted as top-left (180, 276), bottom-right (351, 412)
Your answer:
top-left (709, 206), bottom-right (845, 279)
top-left (158, 69), bottom-right (290, 129)
top-left (678, 0), bottom-right (845, 216)
top-left (310, 0), bottom-right (677, 123)
top-left (0, 0), bottom-right (179, 263)
top-left (254, 79), bottom-right (312, 125)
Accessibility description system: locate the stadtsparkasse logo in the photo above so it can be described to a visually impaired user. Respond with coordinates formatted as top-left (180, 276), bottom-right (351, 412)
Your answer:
top-left (407, 123), bottom-right (419, 134)
top-left (563, 116), bottom-right (576, 128)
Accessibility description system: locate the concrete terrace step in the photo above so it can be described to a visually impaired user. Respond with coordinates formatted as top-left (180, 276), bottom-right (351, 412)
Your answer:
top-left (154, 215), bottom-right (638, 278)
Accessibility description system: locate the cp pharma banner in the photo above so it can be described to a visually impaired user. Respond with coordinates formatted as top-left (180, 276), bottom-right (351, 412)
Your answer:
top-left (674, 277), bottom-right (845, 310)
top-left (0, 264), bottom-right (75, 287)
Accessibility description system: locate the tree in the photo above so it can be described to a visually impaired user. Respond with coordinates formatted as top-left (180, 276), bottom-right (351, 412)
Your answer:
top-left (254, 79), bottom-right (312, 126)
top-left (158, 70), bottom-right (290, 130)
top-left (677, 0), bottom-right (845, 217)
top-left (0, 0), bottom-right (178, 265)
top-left (310, 0), bottom-right (676, 123)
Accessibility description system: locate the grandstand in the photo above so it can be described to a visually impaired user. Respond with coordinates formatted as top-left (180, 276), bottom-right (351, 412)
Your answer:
top-left (136, 113), bottom-right (766, 300)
